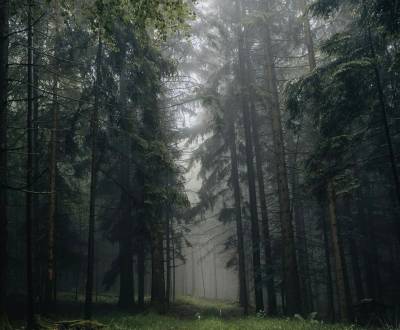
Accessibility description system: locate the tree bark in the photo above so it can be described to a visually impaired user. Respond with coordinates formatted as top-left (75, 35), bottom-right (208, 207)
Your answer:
top-left (165, 213), bottom-right (171, 306)
top-left (137, 243), bottom-right (145, 308)
top-left (249, 99), bottom-right (277, 315)
top-left (327, 181), bottom-right (348, 321)
top-left (320, 205), bottom-right (335, 321)
top-left (151, 222), bottom-right (165, 312)
top-left (26, 1), bottom-right (36, 327)
top-left (117, 41), bottom-right (134, 310)
top-left (0, 0), bottom-right (10, 327)
top-left (226, 110), bottom-right (248, 314)
top-left (45, 77), bottom-right (58, 309)
top-left (84, 34), bottom-right (102, 321)
top-left (343, 196), bottom-right (364, 302)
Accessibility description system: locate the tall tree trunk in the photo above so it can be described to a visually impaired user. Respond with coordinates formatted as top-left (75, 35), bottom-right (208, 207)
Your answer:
top-left (117, 42), bottom-right (134, 310)
top-left (191, 247), bottom-right (196, 297)
top-left (26, 1), bottom-right (36, 327)
top-left (249, 99), bottom-right (277, 315)
top-left (84, 34), bottom-right (102, 321)
top-left (45, 77), bottom-right (58, 309)
top-left (0, 0), bottom-right (10, 327)
top-left (213, 243), bottom-right (218, 300)
top-left (226, 109), bottom-right (248, 314)
top-left (137, 243), bottom-right (145, 308)
top-left (343, 196), bottom-right (364, 302)
top-left (151, 222), bottom-right (165, 312)
top-left (165, 213), bottom-right (171, 306)
top-left (262, 0), bottom-right (301, 315)
top-left (235, 0), bottom-right (264, 312)
top-left (320, 205), bottom-right (335, 321)
top-left (288, 0), bottom-right (316, 313)
top-left (367, 29), bottom-right (400, 243)
top-left (172, 235), bottom-right (176, 302)
top-left (327, 181), bottom-right (348, 321)
top-left (357, 182), bottom-right (381, 300)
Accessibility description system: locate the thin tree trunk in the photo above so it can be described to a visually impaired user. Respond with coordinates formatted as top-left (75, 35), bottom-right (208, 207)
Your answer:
top-left (262, 0), bottom-right (301, 315)
top-left (213, 244), bottom-right (218, 300)
top-left (191, 247), bottom-right (196, 297)
top-left (320, 205), bottom-right (335, 321)
top-left (137, 243), bottom-right (145, 308)
top-left (249, 99), bottom-right (277, 315)
top-left (117, 42), bottom-right (134, 310)
top-left (343, 196), bottom-right (364, 302)
top-left (26, 1), bottom-right (36, 327)
top-left (0, 0), bottom-right (10, 327)
top-left (357, 182), bottom-right (381, 300)
top-left (151, 222), bottom-right (165, 312)
top-left (172, 235), bottom-right (176, 302)
top-left (45, 77), bottom-right (58, 309)
top-left (327, 181), bottom-right (348, 321)
top-left (226, 110), bottom-right (248, 314)
top-left (166, 213), bottom-right (171, 306)
top-left (84, 34), bottom-right (102, 321)
top-left (235, 0), bottom-right (264, 312)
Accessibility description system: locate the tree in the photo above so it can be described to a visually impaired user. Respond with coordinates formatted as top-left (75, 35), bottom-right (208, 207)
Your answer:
top-left (0, 0), bottom-right (10, 328)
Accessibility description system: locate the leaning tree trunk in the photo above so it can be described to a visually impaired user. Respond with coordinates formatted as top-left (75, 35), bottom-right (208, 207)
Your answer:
top-left (84, 34), bottom-right (102, 321)
top-left (0, 0), bottom-right (10, 327)
top-left (235, 0), bottom-right (264, 312)
top-left (262, 0), bottom-right (301, 315)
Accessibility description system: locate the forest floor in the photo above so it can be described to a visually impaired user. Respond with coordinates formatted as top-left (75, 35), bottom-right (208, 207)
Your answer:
top-left (9, 295), bottom-right (386, 329)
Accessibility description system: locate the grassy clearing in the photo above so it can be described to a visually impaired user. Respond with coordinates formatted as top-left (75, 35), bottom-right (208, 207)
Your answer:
top-left (96, 296), bottom-right (359, 330)
top-left (102, 313), bottom-right (358, 330)
top-left (9, 296), bottom-right (382, 329)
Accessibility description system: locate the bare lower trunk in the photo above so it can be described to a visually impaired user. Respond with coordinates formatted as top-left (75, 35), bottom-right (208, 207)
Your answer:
top-left (84, 35), bottom-right (102, 321)
top-left (226, 113), bottom-right (248, 314)
top-left (249, 99), bottom-right (277, 315)
top-left (151, 223), bottom-right (165, 312)
top-left (166, 214), bottom-right (171, 306)
top-left (0, 0), bottom-right (10, 327)
top-left (320, 205), bottom-right (335, 321)
top-left (327, 181), bottom-right (348, 321)
top-left (117, 42), bottom-right (134, 309)
top-left (137, 243), bottom-right (145, 308)
top-left (45, 78), bottom-right (58, 309)
top-left (26, 1), bottom-right (35, 327)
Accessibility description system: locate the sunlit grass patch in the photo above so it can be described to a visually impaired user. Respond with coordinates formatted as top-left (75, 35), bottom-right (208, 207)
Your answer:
top-left (101, 313), bottom-right (360, 330)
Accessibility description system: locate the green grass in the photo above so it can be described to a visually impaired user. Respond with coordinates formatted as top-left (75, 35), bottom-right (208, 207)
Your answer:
top-left (101, 313), bottom-right (359, 330)
top-left (95, 297), bottom-right (360, 330)
top-left (9, 296), bottom-right (373, 329)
